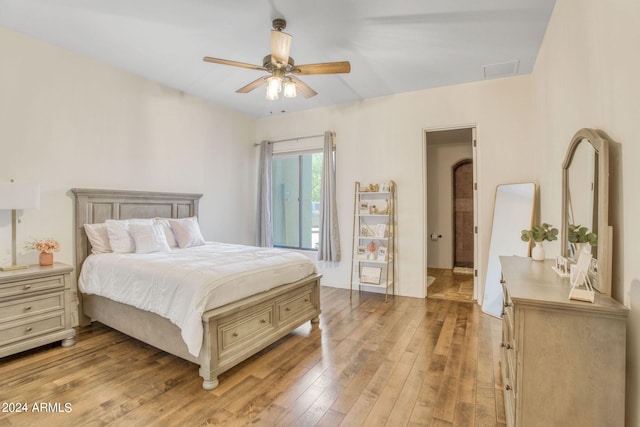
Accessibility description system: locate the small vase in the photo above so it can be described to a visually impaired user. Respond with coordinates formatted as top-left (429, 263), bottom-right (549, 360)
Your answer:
top-left (531, 242), bottom-right (545, 261)
top-left (39, 252), bottom-right (53, 266)
top-left (575, 242), bottom-right (591, 256)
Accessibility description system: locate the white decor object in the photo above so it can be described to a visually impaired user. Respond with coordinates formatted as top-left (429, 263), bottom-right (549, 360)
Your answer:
top-left (531, 241), bottom-right (545, 261)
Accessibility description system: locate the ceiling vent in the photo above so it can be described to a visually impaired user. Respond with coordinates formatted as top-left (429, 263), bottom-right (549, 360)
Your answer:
top-left (483, 60), bottom-right (520, 79)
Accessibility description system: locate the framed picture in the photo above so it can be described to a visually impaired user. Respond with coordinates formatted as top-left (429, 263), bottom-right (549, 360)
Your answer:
top-left (377, 246), bottom-right (387, 262)
top-left (359, 200), bottom-right (370, 215)
top-left (360, 224), bottom-right (374, 237)
top-left (379, 182), bottom-right (391, 192)
top-left (356, 246), bottom-right (367, 259)
top-left (360, 266), bottom-right (382, 284)
top-left (374, 223), bottom-right (387, 238)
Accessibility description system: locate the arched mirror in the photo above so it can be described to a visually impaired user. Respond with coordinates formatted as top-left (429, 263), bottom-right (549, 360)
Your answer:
top-left (561, 128), bottom-right (611, 295)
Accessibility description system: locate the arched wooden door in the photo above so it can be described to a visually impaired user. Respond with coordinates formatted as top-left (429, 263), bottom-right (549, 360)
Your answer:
top-left (453, 159), bottom-right (474, 268)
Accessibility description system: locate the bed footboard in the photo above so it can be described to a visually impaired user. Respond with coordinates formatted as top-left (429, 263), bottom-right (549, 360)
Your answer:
top-left (198, 274), bottom-right (321, 390)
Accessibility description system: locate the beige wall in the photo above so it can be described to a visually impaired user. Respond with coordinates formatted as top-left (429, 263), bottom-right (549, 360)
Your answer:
top-left (256, 76), bottom-right (537, 299)
top-left (532, 0), bottom-right (640, 424)
top-left (0, 28), bottom-right (257, 323)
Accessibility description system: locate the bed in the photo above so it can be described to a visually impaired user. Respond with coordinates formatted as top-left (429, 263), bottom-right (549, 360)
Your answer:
top-left (72, 188), bottom-right (321, 390)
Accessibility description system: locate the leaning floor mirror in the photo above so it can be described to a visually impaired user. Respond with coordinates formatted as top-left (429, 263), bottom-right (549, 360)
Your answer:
top-left (482, 182), bottom-right (536, 318)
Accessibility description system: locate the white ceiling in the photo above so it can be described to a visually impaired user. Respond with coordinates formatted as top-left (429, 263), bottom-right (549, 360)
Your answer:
top-left (0, 0), bottom-right (556, 118)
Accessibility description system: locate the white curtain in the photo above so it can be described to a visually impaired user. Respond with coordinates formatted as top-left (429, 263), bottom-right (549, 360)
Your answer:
top-left (318, 131), bottom-right (341, 261)
top-left (256, 140), bottom-right (272, 247)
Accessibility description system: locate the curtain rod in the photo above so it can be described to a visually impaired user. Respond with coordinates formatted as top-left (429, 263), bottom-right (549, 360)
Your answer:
top-left (254, 132), bottom-right (334, 146)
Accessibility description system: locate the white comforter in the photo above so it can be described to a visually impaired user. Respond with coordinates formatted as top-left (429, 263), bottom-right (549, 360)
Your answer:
top-left (78, 242), bottom-right (317, 357)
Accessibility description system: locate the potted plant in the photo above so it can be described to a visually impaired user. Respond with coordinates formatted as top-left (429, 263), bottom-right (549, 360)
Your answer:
top-left (521, 223), bottom-right (558, 261)
top-left (568, 224), bottom-right (597, 256)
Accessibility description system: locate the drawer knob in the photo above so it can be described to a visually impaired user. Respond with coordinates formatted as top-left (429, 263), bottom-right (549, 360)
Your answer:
top-left (285, 308), bottom-right (291, 312)
top-left (25, 327), bottom-right (33, 333)
top-left (304, 298), bottom-right (309, 302)
top-left (232, 332), bottom-right (238, 337)
top-left (260, 319), bottom-right (266, 324)
top-left (24, 285), bottom-right (32, 290)
top-left (505, 344), bottom-right (513, 350)
top-left (505, 384), bottom-right (512, 391)
top-left (25, 306), bottom-right (32, 311)
top-left (500, 279), bottom-right (506, 284)
top-left (504, 302), bottom-right (512, 308)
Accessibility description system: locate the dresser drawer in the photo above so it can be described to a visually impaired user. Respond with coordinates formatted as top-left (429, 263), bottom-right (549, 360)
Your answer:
top-left (0, 312), bottom-right (65, 345)
top-left (0, 275), bottom-right (65, 299)
top-left (0, 292), bottom-right (64, 323)
top-left (277, 287), bottom-right (315, 323)
top-left (218, 306), bottom-right (274, 355)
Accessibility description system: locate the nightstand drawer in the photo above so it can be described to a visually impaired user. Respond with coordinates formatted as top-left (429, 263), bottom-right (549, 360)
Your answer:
top-left (0, 312), bottom-right (65, 345)
top-left (0, 292), bottom-right (64, 323)
top-left (0, 275), bottom-right (65, 298)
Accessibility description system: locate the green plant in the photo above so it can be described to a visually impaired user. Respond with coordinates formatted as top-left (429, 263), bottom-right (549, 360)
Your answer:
top-left (568, 224), bottom-right (598, 246)
top-left (521, 223), bottom-right (559, 243)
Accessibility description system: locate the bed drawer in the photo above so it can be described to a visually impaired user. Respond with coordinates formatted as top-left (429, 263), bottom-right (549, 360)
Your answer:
top-left (219, 306), bottom-right (275, 353)
top-left (0, 275), bottom-right (65, 299)
top-left (0, 312), bottom-right (65, 345)
top-left (0, 292), bottom-right (64, 324)
top-left (277, 287), bottom-right (315, 323)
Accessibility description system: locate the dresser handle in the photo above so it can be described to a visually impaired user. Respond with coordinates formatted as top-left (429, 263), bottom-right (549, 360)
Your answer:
top-left (304, 298), bottom-right (309, 302)
top-left (232, 332), bottom-right (238, 337)
top-left (25, 306), bottom-right (32, 311)
top-left (500, 279), bottom-right (506, 284)
top-left (505, 384), bottom-right (512, 391)
top-left (285, 308), bottom-right (291, 312)
top-left (505, 344), bottom-right (513, 350)
top-left (25, 327), bottom-right (33, 333)
top-left (260, 319), bottom-right (266, 324)
top-left (24, 285), bottom-right (31, 290)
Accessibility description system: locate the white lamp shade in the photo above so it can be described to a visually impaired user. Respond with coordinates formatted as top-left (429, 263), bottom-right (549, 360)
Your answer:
top-left (0, 182), bottom-right (40, 210)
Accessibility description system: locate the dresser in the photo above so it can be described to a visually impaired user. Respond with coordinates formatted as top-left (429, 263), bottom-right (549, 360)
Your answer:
top-left (499, 256), bottom-right (628, 427)
top-left (0, 263), bottom-right (76, 357)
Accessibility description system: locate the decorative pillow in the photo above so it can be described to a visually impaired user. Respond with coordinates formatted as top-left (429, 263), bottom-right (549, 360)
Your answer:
top-left (129, 223), bottom-right (171, 254)
top-left (105, 218), bottom-right (154, 253)
top-left (153, 218), bottom-right (178, 248)
top-left (83, 223), bottom-right (112, 254)
top-left (169, 217), bottom-right (205, 249)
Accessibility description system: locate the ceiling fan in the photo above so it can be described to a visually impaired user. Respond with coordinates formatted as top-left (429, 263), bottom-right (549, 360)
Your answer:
top-left (203, 19), bottom-right (350, 100)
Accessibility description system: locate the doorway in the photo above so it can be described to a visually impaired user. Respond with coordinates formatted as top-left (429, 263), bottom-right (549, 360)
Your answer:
top-left (424, 127), bottom-right (476, 301)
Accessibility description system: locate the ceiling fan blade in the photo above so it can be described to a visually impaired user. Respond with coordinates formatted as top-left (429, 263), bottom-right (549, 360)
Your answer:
top-left (235, 76), bottom-right (269, 94)
top-left (291, 61), bottom-right (351, 75)
top-left (289, 76), bottom-right (317, 98)
top-left (271, 30), bottom-right (292, 68)
top-left (203, 57), bottom-right (266, 71)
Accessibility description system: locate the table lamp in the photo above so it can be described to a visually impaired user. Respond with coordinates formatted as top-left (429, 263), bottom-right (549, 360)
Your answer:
top-left (0, 181), bottom-right (40, 271)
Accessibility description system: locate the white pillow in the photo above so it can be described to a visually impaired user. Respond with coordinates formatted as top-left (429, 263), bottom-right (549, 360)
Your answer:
top-left (129, 223), bottom-right (171, 254)
top-left (169, 217), bottom-right (205, 248)
top-left (105, 218), bottom-right (154, 253)
top-left (84, 223), bottom-right (112, 254)
top-left (153, 218), bottom-right (178, 248)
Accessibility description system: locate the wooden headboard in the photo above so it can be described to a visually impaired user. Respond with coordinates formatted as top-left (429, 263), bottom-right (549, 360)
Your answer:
top-left (71, 188), bottom-right (203, 272)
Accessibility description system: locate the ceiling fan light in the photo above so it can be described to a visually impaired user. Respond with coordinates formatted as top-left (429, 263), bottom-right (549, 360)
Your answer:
top-left (283, 79), bottom-right (297, 98)
top-left (266, 76), bottom-right (281, 100)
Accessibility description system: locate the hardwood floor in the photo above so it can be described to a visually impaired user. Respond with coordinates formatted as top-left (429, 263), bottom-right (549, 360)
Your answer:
top-left (0, 287), bottom-right (505, 427)
top-left (427, 268), bottom-right (475, 302)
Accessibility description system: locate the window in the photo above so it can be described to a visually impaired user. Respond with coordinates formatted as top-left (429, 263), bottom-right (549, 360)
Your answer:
top-left (272, 150), bottom-right (323, 250)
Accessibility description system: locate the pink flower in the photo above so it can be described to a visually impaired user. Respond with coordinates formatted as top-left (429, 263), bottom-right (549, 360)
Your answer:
top-left (25, 238), bottom-right (60, 253)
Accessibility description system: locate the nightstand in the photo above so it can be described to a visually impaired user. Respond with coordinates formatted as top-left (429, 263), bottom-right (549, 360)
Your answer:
top-left (0, 262), bottom-right (76, 358)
